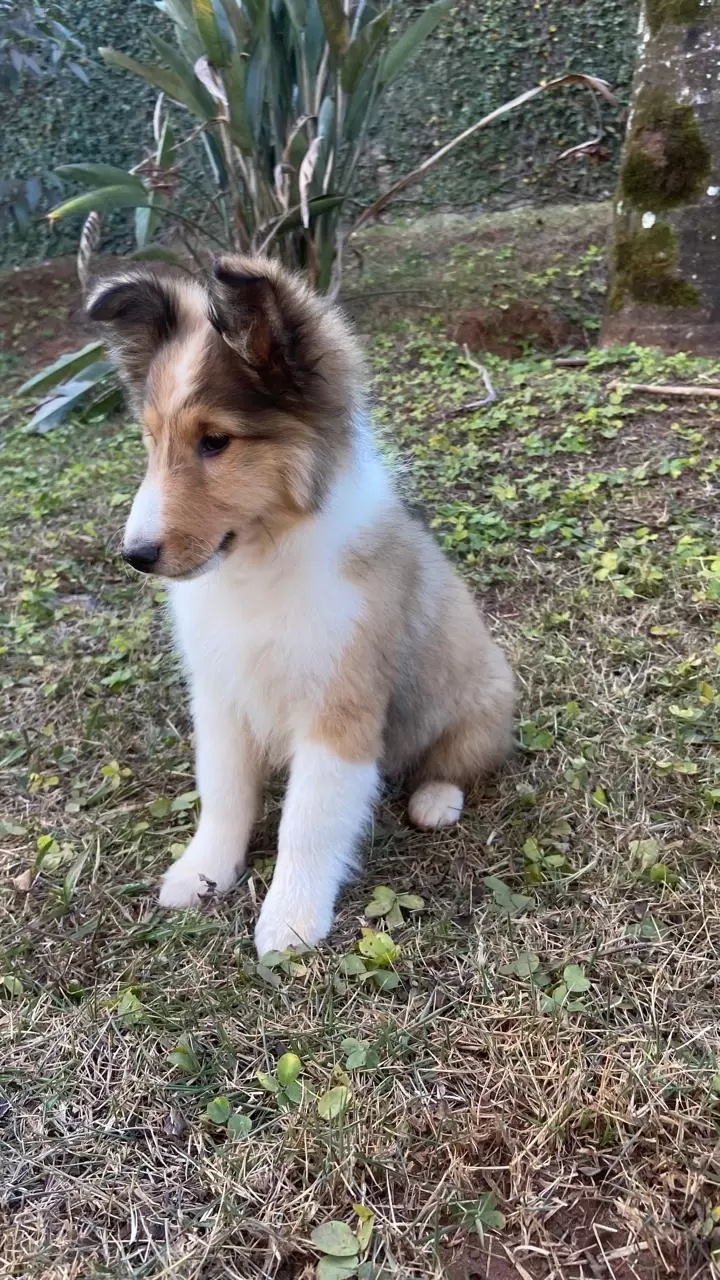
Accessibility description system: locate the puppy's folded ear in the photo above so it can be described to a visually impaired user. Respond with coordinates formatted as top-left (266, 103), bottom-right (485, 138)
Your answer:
top-left (85, 267), bottom-right (191, 397)
top-left (208, 257), bottom-right (318, 402)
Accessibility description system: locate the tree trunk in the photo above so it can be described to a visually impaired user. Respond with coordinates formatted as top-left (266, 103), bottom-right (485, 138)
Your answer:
top-left (601, 1), bottom-right (720, 355)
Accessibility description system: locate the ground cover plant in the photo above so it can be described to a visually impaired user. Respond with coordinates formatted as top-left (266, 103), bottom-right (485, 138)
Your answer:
top-left (1, 205), bottom-right (720, 1278)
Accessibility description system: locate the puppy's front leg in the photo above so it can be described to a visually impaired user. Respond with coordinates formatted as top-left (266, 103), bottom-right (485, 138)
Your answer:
top-left (254, 740), bottom-right (379, 956)
top-left (159, 688), bottom-right (262, 908)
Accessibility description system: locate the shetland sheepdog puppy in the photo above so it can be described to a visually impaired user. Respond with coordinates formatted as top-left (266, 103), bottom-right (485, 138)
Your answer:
top-left (86, 256), bottom-right (514, 956)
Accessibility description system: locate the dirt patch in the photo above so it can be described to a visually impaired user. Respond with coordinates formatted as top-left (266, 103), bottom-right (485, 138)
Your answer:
top-left (444, 1239), bottom-right (526, 1280)
top-left (444, 1212), bottom-right (694, 1280)
top-left (453, 300), bottom-right (582, 358)
top-left (0, 256), bottom-right (85, 379)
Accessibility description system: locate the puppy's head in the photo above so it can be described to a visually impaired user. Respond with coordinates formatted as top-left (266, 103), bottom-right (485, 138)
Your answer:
top-left (86, 256), bottom-right (362, 579)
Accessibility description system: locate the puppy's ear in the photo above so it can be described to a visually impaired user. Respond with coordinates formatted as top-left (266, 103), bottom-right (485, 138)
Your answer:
top-left (85, 268), bottom-right (185, 393)
top-left (208, 257), bottom-right (317, 400)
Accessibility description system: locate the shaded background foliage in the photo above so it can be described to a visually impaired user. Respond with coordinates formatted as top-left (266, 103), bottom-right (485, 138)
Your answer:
top-left (2, 0), bottom-right (636, 268)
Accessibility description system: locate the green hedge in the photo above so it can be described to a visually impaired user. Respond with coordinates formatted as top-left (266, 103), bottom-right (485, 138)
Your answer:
top-left (1, 0), bottom-right (636, 268)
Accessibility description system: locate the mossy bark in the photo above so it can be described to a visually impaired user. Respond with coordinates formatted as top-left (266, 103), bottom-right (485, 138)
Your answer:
top-left (601, 1), bottom-right (720, 354)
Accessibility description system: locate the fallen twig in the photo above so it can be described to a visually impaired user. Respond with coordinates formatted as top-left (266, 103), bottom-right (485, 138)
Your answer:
top-left (554, 353), bottom-right (639, 369)
top-left (425, 346), bottom-right (498, 423)
top-left (460, 344), bottom-right (497, 409)
top-left (609, 381), bottom-right (720, 399)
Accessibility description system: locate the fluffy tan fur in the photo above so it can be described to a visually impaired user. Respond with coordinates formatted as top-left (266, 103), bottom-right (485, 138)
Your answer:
top-left (86, 252), bottom-right (514, 845)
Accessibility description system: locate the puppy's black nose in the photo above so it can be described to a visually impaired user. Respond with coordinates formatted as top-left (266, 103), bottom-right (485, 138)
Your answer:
top-left (123, 543), bottom-right (162, 573)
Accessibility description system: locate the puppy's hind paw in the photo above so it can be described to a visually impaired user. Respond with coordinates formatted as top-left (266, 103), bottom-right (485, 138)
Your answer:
top-left (408, 781), bottom-right (464, 830)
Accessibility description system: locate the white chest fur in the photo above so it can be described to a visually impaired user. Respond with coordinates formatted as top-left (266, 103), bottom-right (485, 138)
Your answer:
top-left (168, 444), bottom-right (391, 761)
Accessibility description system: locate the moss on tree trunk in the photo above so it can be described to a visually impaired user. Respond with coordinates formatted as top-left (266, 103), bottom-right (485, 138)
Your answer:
top-left (602, 1), bottom-right (720, 354)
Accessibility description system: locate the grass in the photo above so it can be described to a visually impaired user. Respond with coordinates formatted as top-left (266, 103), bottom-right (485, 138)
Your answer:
top-left (342, 203), bottom-right (611, 343)
top-left (2, 208), bottom-right (720, 1279)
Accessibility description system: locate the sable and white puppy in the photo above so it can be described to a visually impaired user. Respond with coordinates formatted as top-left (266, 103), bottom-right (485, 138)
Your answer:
top-left (86, 256), bottom-right (514, 956)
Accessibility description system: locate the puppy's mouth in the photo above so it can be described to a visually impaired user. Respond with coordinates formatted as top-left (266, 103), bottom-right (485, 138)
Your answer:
top-left (168, 530), bottom-right (237, 581)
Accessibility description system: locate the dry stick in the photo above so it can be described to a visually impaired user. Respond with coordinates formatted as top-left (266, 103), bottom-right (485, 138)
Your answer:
top-left (554, 353), bottom-right (646, 369)
top-left (430, 345), bottom-right (499, 422)
top-left (462, 345), bottom-right (497, 408)
top-left (351, 72), bottom-right (617, 233)
top-left (609, 381), bottom-right (720, 399)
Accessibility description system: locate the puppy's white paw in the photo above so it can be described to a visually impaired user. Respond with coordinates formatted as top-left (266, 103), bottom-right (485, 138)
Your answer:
top-left (158, 838), bottom-right (240, 909)
top-left (254, 885), bottom-right (333, 957)
top-left (408, 781), bottom-right (464, 829)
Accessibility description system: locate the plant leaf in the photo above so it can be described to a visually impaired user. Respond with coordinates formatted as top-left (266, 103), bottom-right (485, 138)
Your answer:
top-left (316, 0), bottom-right (350, 57)
top-left (364, 901), bottom-right (389, 919)
top-left (227, 1112), bottom-right (252, 1137)
top-left (311, 1221), bottom-right (359, 1256)
top-left (339, 954), bottom-right (367, 976)
top-left (365, 885), bottom-right (396, 914)
top-left (17, 342), bottom-right (107, 397)
top-left (48, 186), bottom-right (151, 222)
top-left (379, 0), bottom-right (452, 87)
top-left (345, 1049), bottom-right (367, 1069)
top-left (475, 1191), bottom-right (506, 1232)
top-left (317, 94), bottom-right (334, 140)
top-left (277, 1052), bottom-right (302, 1087)
top-left (317, 1085), bottom-right (350, 1119)
top-left (135, 111), bottom-right (175, 247)
top-left (203, 1095), bottom-right (231, 1125)
top-left (219, 0), bottom-right (251, 47)
top-left (55, 163), bottom-right (146, 190)
top-left (25, 385), bottom-right (95, 434)
top-left (299, 136), bottom-right (324, 229)
top-left (371, 969), bottom-right (399, 991)
top-left (256, 1071), bottom-right (279, 1093)
top-left (341, 8), bottom-right (391, 94)
top-left (149, 33), bottom-right (216, 116)
top-left (316, 1259), bottom-right (358, 1280)
top-left (100, 47), bottom-right (192, 106)
top-left (563, 964), bottom-right (590, 993)
top-left (354, 1205), bottom-right (374, 1251)
top-left (223, 52), bottom-right (253, 152)
top-left (258, 949), bottom-right (290, 969)
top-left (484, 876), bottom-right (533, 915)
top-left (384, 901), bottom-right (404, 930)
top-left (396, 893), bottom-right (425, 911)
top-left (168, 1036), bottom-right (200, 1073)
top-left (260, 193), bottom-right (345, 244)
top-left (500, 950), bottom-right (540, 978)
top-left (192, 0), bottom-right (231, 66)
top-left (357, 929), bottom-right (399, 966)
top-left (115, 989), bottom-right (145, 1024)
top-left (341, 1037), bottom-right (366, 1054)
top-left (170, 790), bottom-right (199, 812)
top-left (281, 1079), bottom-right (303, 1104)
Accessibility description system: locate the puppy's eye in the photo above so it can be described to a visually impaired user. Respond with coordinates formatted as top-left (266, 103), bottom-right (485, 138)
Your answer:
top-left (198, 433), bottom-right (231, 459)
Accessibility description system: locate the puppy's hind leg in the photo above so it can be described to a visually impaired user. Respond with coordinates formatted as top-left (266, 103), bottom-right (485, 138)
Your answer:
top-left (408, 654), bottom-right (515, 831)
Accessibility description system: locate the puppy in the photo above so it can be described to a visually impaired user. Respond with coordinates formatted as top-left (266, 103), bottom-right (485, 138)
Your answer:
top-left (86, 256), bottom-right (514, 956)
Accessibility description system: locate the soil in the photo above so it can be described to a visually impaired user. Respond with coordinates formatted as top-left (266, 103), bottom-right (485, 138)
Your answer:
top-left (0, 256), bottom-right (86, 380)
top-left (443, 1197), bottom-right (702, 1280)
top-left (454, 300), bottom-right (583, 359)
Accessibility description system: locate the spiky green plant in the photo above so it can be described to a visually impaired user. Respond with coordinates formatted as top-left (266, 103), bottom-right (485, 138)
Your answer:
top-left (48, 0), bottom-right (453, 292)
